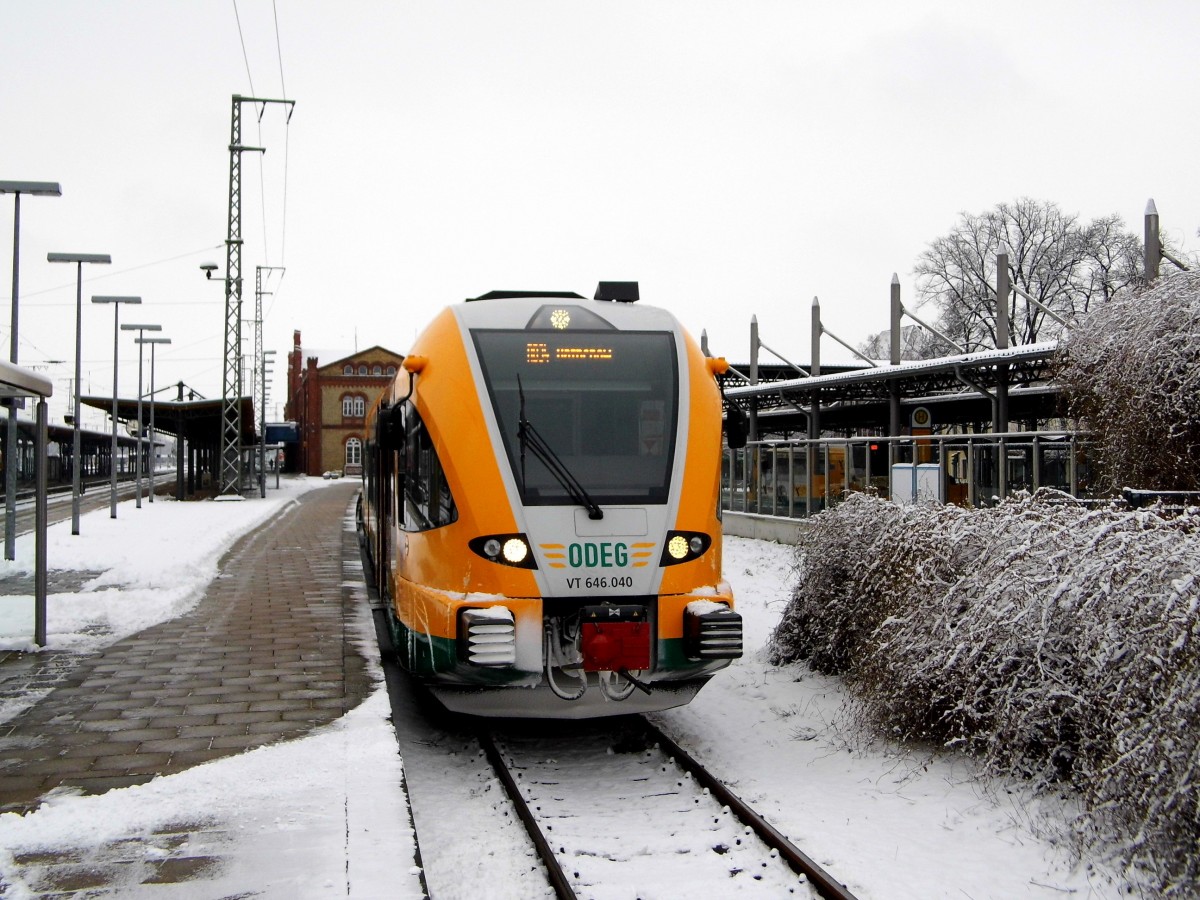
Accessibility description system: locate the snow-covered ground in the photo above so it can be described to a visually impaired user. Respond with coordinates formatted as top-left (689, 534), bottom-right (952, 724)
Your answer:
top-left (0, 479), bottom-right (1129, 898)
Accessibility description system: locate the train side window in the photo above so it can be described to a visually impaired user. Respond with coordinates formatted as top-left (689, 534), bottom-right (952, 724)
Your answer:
top-left (401, 403), bottom-right (458, 532)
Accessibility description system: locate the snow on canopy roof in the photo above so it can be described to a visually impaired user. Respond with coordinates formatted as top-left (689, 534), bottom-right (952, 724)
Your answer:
top-left (724, 340), bottom-right (1060, 400)
top-left (0, 359), bottom-right (52, 398)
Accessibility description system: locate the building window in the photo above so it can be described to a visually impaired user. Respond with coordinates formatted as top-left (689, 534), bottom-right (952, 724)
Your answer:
top-left (343, 364), bottom-right (353, 376)
top-left (373, 365), bottom-right (382, 376)
top-left (345, 437), bottom-right (362, 468)
top-left (387, 366), bottom-right (396, 376)
top-left (358, 364), bottom-right (368, 376)
top-left (343, 394), bottom-right (366, 418)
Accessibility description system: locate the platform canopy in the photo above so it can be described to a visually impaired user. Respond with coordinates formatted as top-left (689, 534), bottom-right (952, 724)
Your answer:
top-left (79, 395), bottom-right (258, 443)
top-left (721, 341), bottom-right (1062, 434)
top-left (0, 359), bottom-right (52, 400)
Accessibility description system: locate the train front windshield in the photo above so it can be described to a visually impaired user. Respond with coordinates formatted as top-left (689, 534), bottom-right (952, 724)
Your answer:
top-left (473, 328), bottom-right (679, 507)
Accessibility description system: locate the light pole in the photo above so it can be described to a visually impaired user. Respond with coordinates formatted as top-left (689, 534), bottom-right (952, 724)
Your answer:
top-left (260, 349), bottom-right (275, 497)
top-left (92, 296), bottom-right (141, 518)
top-left (120, 323), bottom-right (161, 508)
top-left (136, 336), bottom-right (171, 503)
top-left (48, 251), bottom-right (111, 535)
top-left (1, 181), bottom-right (61, 559)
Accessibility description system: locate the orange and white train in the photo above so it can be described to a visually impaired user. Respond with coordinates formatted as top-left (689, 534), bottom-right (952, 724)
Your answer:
top-left (358, 283), bottom-right (742, 717)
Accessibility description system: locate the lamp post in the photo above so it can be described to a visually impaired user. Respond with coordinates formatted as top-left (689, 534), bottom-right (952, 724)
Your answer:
top-left (120, 323), bottom-right (161, 508)
top-left (136, 337), bottom-right (171, 503)
top-left (260, 349), bottom-right (275, 497)
top-left (92, 296), bottom-right (141, 518)
top-left (1, 181), bottom-right (61, 559)
top-left (48, 251), bottom-right (111, 535)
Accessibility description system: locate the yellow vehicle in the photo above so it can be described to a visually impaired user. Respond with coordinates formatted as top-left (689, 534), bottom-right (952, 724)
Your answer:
top-left (358, 285), bottom-right (742, 717)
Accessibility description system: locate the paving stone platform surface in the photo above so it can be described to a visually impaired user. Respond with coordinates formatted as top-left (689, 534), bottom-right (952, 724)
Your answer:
top-left (0, 481), bottom-right (371, 817)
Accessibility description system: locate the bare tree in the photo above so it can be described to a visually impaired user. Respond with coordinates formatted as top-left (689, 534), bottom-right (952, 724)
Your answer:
top-left (912, 198), bottom-right (1143, 351)
top-left (857, 324), bottom-right (942, 361)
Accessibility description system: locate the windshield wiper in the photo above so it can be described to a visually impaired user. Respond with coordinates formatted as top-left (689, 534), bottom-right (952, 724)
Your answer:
top-left (518, 376), bottom-right (603, 520)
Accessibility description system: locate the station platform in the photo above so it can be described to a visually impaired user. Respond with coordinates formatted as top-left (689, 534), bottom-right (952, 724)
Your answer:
top-left (0, 481), bottom-right (378, 890)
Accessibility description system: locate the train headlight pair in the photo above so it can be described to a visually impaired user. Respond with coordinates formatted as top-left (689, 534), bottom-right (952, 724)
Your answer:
top-left (469, 534), bottom-right (538, 569)
top-left (660, 531), bottom-right (711, 566)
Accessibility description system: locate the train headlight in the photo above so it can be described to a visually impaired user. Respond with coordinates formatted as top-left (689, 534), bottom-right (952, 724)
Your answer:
top-left (660, 531), bottom-right (712, 566)
top-left (469, 534), bottom-right (538, 569)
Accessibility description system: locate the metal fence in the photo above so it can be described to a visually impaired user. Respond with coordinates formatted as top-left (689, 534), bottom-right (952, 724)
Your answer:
top-left (722, 431), bottom-right (1095, 518)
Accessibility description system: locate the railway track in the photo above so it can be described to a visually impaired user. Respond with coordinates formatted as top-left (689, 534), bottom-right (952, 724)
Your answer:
top-left (3, 473), bottom-right (175, 539)
top-left (477, 718), bottom-right (857, 900)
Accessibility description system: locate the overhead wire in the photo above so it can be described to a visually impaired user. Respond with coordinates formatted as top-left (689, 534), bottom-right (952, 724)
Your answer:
top-left (232, 0), bottom-right (292, 270)
top-left (17, 245), bottom-right (225, 302)
top-left (232, 0), bottom-right (272, 266)
top-left (274, 0), bottom-right (290, 262)
top-left (232, 0), bottom-right (257, 97)
top-left (231, 0), bottom-right (293, 415)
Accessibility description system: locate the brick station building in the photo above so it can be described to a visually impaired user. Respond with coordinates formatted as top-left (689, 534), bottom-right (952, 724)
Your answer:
top-left (285, 330), bottom-right (405, 477)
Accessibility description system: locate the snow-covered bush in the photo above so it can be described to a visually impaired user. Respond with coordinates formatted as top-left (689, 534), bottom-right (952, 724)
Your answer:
top-left (1057, 270), bottom-right (1200, 492)
top-left (769, 491), bottom-right (1200, 893)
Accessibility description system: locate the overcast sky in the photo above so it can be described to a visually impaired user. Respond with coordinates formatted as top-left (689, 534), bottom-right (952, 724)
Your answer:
top-left (3, 0), bottom-right (1198, 424)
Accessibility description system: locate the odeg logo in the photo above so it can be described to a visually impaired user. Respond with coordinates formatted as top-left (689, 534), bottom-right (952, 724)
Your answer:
top-left (567, 542), bottom-right (629, 568)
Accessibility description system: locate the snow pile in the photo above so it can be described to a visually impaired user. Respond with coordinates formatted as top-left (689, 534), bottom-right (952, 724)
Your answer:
top-left (768, 491), bottom-right (1200, 895)
top-left (1058, 269), bottom-right (1200, 492)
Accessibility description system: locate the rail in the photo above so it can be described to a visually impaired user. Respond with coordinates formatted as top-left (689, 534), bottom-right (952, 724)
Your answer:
top-left (642, 719), bottom-right (858, 900)
top-left (481, 718), bottom-right (858, 900)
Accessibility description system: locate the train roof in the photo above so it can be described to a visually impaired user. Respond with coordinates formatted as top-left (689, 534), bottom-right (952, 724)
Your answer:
top-left (451, 292), bottom-right (680, 333)
top-left (468, 290), bottom-right (585, 302)
top-left (467, 282), bottom-right (639, 303)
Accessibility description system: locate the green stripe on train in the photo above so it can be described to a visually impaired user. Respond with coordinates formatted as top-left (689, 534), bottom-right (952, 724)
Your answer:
top-left (388, 613), bottom-right (531, 685)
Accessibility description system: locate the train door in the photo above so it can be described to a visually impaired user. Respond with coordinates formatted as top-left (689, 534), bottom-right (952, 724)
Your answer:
top-left (374, 410), bottom-right (396, 599)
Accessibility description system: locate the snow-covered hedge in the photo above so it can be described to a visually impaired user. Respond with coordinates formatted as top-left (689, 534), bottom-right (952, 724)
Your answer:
top-left (768, 491), bottom-right (1200, 894)
top-left (1058, 270), bottom-right (1200, 492)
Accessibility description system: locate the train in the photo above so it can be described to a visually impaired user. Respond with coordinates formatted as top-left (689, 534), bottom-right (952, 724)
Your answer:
top-left (357, 282), bottom-right (743, 717)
